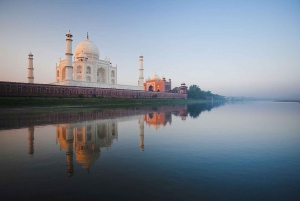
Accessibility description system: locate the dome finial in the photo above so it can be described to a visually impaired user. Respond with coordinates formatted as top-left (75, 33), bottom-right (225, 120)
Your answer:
top-left (87, 32), bottom-right (89, 40)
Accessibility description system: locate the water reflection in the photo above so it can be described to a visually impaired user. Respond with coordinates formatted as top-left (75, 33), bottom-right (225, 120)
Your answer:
top-left (187, 101), bottom-right (225, 118)
top-left (1, 103), bottom-right (224, 177)
top-left (28, 126), bottom-right (34, 156)
top-left (1, 101), bottom-right (299, 201)
top-left (56, 121), bottom-right (118, 176)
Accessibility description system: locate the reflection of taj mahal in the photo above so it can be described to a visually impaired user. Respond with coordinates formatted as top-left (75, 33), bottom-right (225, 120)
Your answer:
top-left (25, 106), bottom-right (189, 177)
top-left (56, 120), bottom-right (118, 177)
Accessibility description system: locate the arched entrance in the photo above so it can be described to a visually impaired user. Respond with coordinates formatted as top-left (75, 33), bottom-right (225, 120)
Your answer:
top-left (148, 85), bottom-right (153, 91)
top-left (97, 68), bottom-right (106, 83)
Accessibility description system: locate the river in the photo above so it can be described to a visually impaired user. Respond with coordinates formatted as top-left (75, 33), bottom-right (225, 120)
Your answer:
top-left (0, 101), bottom-right (299, 200)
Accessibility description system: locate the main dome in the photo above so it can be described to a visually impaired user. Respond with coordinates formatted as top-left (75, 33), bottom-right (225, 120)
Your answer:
top-left (75, 39), bottom-right (100, 59)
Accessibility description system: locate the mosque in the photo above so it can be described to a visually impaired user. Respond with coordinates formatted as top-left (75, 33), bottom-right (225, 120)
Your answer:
top-left (25, 31), bottom-right (187, 94)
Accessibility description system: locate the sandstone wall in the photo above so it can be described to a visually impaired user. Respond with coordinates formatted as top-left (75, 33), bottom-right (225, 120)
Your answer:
top-left (0, 81), bottom-right (187, 99)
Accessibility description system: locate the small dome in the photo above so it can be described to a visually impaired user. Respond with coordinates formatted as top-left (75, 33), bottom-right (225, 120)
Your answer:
top-left (28, 52), bottom-right (33, 56)
top-left (181, 82), bottom-right (186, 85)
top-left (75, 39), bottom-right (100, 59)
top-left (152, 73), bottom-right (160, 81)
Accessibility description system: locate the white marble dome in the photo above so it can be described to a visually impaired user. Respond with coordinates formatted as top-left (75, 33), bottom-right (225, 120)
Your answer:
top-left (152, 73), bottom-right (160, 81)
top-left (75, 39), bottom-right (100, 59)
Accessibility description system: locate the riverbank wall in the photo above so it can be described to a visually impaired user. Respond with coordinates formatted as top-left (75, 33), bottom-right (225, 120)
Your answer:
top-left (0, 81), bottom-right (187, 99)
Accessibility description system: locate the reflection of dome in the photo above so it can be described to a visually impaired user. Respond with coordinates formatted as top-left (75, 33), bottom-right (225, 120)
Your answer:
top-left (75, 39), bottom-right (100, 59)
top-left (152, 73), bottom-right (160, 81)
top-left (76, 148), bottom-right (100, 169)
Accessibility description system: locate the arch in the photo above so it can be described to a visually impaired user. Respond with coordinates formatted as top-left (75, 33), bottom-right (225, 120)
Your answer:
top-left (62, 67), bottom-right (66, 80)
top-left (157, 89), bottom-right (160, 92)
top-left (77, 75), bottom-right (82, 80)
top-left (97, 68), bottom-right (106, 83)
top-left (148, 85), bottom-right (153, 91)
top-left (111, 79), bottom-right (115, 84)
top-left (111, 70), bottom-right (115, 77)
top-left (77, 66), bottom-right (82, 73)
top-left (86, 76), bottom-right (91, 82)
top-left (86, 66), bottom-right (91, 74)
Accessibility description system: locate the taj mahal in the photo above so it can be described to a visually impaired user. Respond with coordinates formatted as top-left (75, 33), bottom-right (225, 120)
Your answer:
top-left (50, 31), bottom-right (143, 90)
top-left (0, 31), bottom-right (187, 98)
top-left (26, 31), bottom-right (188, 94)
top-left (56, 33), bottom-right (117, 85)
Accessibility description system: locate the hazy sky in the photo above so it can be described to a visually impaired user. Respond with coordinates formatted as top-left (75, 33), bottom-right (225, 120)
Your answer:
top-left (0, 0), bottom-right (299, 99)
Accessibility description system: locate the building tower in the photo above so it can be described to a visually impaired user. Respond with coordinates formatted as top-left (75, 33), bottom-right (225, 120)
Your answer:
top-left (138, 54), bottom-right (144, 88)
top-left (65, 31), bottom-right (73, 80)
top-left (179, 82), bottom-right (187, 94)
top-left (28, 126), bottom-right (34, 156)
top-left (139, 116), bottom-right (144, 152)
top-left (28, 52), bottom-right (34, 83)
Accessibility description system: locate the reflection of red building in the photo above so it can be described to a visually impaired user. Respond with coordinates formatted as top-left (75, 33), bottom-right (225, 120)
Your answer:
top-left (144, 112), bottom-right (172, 130)
top-left (144, 74), bottom-right (171, 92)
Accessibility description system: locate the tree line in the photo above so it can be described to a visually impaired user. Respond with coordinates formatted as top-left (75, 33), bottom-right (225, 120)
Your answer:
top-left (173, 85), bottom-right (225, 100)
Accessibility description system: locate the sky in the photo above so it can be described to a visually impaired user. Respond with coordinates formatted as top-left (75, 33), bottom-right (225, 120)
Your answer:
top-left (0, 0), bottom-right (299, 99)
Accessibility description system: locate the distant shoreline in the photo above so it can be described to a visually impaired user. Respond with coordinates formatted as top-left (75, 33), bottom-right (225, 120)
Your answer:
top-left (0, 97), bottom-right (207, 109)
top-left (274, 100), bottom-right (300, 103)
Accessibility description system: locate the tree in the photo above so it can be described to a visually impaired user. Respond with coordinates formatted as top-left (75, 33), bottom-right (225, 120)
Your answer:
top-left (188, 85), bottom-right (205, 100)
top-left (172, 87), bottom-right (179, 91)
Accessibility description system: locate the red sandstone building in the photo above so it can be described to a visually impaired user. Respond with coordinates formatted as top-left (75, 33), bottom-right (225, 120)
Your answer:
top-left (144, 74), bottom-right (171, 92)
top-left (143, 74), bottom-right (187, 94)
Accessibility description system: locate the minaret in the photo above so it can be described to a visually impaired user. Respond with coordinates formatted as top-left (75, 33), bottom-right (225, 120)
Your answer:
top-left (139, 116), bottom-right (144, 152)
top-left (28, 52), bottom-right (34, 83)
top-left (28, 126), bottom-right (34, 156)
top-left (138, 54), bottom-right (144, 88)
top-left (65, 31), bottom-right (73, 80)
top-left (66, 126), bottom-right (74, 177)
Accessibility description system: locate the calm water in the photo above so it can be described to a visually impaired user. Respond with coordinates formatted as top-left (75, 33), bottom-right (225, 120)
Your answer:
top-left (0, 101), bottom-right (299, 201)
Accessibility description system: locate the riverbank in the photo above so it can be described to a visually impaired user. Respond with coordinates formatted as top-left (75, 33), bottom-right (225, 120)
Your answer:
top-left (274, 100), bottom-right (300, 103)
top-left (0, 97), bottom-right (202, 109)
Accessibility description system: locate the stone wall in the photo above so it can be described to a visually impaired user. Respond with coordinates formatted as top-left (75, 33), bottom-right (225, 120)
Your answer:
top-left (0, 81), bottom-right (187, 99)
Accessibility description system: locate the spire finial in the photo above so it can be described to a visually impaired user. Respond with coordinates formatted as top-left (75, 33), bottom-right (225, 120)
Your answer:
top-left (87, 32), bottom-right (89, 40)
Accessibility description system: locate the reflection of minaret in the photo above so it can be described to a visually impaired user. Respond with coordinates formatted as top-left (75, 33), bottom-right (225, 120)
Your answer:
top-left (139, 116), bottom-right (144, 152)
top-left (28, 126), bottom-right (34, 156)
top-left (66, 127), bottom-right (74, 177)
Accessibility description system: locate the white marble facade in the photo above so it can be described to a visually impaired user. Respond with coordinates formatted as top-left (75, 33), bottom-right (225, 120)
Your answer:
top-left (55, 33), bottom-right (119, 85)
